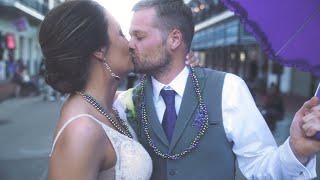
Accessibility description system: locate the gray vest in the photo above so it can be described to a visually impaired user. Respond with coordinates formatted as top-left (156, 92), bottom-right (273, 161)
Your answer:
top-left (131, 67), bottom-right (235, 180)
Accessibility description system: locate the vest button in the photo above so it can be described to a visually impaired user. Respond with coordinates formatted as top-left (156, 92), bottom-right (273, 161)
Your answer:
top-left (169, 169), bottom-right (176, 176)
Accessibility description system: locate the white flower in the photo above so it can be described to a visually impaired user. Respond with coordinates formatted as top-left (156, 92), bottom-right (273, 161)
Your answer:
top-left (118, 88), bottom-right (136, 120)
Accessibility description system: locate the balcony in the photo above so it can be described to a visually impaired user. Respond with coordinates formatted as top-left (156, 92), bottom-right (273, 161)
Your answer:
top-left (17, 0), bottom-right (49, 15)
top-left (0, 0), bottom-right (49, 21)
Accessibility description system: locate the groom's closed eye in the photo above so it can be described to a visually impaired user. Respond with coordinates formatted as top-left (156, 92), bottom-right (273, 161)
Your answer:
top-left (136, 36), bottom-right (144, 41)
top-left (130, 31), bottom-right (146, 40)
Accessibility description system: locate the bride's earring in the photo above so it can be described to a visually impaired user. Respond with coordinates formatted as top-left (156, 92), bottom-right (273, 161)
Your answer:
top-left (103, 58), bottom-right (120, 80)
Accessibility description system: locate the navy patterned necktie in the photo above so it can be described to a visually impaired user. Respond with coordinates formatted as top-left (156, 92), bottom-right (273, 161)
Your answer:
top-left (160, 89), bottom-right (177, 142)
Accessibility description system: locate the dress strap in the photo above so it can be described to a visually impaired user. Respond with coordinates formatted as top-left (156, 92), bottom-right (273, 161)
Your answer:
top-left (49, 114), bottom-right (104, 156)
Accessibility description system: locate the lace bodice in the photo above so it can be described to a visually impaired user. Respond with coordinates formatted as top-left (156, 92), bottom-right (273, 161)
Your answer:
top-left (50, 114), bottom-right (152, 180)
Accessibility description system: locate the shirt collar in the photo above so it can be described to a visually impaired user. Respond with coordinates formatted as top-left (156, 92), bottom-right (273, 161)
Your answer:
top-left (151, 66), bottom-right (189, 102)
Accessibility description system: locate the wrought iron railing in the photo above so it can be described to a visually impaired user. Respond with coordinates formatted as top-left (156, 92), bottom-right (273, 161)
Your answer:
top-left (0, 0), bottom-right (49, 15)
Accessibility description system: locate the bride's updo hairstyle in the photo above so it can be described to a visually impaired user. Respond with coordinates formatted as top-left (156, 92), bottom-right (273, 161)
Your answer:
top-left (39, 0), bottom-right (109, 94)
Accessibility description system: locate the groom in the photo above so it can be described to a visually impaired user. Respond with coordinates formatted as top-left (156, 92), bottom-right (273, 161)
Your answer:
top-left (119, 0), bottom-right (320, 179)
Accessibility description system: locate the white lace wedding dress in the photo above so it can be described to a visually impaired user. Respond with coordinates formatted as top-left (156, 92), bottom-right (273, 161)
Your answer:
top-left (49, 113), bottom-right (152, 180)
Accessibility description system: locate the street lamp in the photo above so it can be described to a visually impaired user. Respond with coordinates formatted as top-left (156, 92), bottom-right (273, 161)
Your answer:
top-left (193, 7), bottom-right (200, 13)
top-left (240, 52), bottom-right (246, 62)
top-left (199, 4), bottom-right (205, 10)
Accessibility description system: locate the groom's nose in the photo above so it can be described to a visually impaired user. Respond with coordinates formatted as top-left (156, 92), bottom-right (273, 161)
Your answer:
top-left (129, 47), bottom-right (136, 57)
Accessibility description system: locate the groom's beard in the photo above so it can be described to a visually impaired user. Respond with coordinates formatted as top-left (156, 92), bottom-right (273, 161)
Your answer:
top-left (131, 45), bottom-right (171, 76)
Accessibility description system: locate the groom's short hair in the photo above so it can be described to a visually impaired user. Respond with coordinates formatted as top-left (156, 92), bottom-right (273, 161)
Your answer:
top-left (132, 0), bottom-right (194, 51)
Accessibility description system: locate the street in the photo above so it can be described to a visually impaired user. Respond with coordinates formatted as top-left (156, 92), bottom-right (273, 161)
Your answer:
top-left (0, 96), bottom-right (319, 180)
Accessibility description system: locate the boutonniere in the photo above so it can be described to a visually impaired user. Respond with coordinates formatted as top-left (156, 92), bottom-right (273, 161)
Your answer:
top-left (118, 85), bottom-right (143, 126)
top-left (118, 88), bottom-right (136, 122)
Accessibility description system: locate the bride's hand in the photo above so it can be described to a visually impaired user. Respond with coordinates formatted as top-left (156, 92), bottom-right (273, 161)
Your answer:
top-left (185, 51), bottom-right (203, 67)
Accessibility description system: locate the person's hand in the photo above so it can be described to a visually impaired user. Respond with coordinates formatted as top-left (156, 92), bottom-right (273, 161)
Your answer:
top-left (185, 51), bottom-right (203, 67)
top-left (302, 103), bottom-right (320, 137)
top-left (289, 97), bottom-right (320, 164)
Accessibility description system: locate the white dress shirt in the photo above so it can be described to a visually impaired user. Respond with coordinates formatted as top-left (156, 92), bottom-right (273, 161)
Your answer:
top-left (151, 66), bottom-right (189, 122)
top-left (114, 66), bottom-right (316, 179)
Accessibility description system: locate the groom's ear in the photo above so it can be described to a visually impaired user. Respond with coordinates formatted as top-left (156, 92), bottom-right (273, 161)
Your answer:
top-left (168, 29), bottom-right (182, 50)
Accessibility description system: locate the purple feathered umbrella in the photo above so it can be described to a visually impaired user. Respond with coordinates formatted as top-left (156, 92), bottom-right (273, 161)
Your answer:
top-left (220, 0), bottom-right (320, 138)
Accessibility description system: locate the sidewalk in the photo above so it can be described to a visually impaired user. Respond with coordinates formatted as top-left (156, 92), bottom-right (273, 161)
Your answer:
top-left (0, 80), bottom-right (17, 102)
top-left (255, 91), bottom-right (309, 114)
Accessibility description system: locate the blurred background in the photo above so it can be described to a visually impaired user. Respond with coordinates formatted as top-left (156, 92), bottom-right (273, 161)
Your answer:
top-left (0, 0), bottom-right (319, 179)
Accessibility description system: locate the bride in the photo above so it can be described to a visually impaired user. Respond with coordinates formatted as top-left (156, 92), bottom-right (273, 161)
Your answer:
top-left (39, 1), bottom-right (152, 179)
top-left (39, 1), bottom-right (198, 179)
